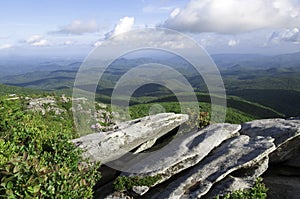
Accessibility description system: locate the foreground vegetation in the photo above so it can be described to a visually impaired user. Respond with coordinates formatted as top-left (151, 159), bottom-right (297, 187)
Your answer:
top-left (0, 90), bottom-right (274, 198)
top-left (216, 178), bottom-right (268, 199)
top-left (0, 95), bottom-right (100, 198)
top-left (113, 175), bottom-right (162, 192)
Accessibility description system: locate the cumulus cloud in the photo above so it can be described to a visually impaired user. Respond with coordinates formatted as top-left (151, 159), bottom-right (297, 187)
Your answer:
top-left (64, 40), bottom-right (74, 45)
top-left (31, 39), bottom-right (49, 46)
top-left (163, 0), bottom-right (300, 34)
top-left (105, 17), bottom-right (134, 39)
top-left (269, 28), bottom-right (300, 43)
top-left (26, 35), bottom-right (42, 43)
top-left (54, 20), bottom-right (98, 35)
top-left (94, 41), bottom-right (103, 47)
top-left (94, 17), bottom-right (188, 50)
top-left (0, 44), bottom-right (12, 50)
top-left (26, 35), bottom-right (49, 46)
top-left (228, 39), bottom-right (239, 47)
top-left (97, 28), bottom-right (189, 50)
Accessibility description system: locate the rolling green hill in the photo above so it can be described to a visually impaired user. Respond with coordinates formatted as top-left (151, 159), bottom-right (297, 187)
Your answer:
top-left (0, 84), bottom-right (44, 96)
top-left (1, 52), bottom-right (299, 120)
top-left (125, 92), bottom-right (283, 123)
top-left (228, 89), bottom-right (300, 117)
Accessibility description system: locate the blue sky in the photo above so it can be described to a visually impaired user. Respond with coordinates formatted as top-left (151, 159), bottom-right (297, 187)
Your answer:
top-left (1, 0), bottom-right (300, 56)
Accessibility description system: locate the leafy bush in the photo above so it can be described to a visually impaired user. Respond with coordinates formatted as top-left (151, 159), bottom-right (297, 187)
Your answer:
top-left (0, 96), bottom-right (101, 198)
top-left (198, 111), bottom-right (210, 128)
top-left (113, 175), bottom-right (162, 192)
top-left (215, 178), bottom-right (268, 199)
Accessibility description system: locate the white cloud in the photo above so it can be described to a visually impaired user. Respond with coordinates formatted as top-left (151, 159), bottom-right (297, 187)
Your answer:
top-left (105, 17), bottom-right (135, 38)
top-left (0, 44), bottom-right (12, 50)
top-left (26, 35), bottom-right (42, 43)
top-left (97, 28), bottom-right (189, 50)
top-left (163, 0), bottom-right (300, 34)
top-left (228, 39), bottom-right (239, 47)
top-left (269, 28), bottom-right (300, 43)
top-left (94, 41), bottom-right (103, 47)
top-left (55, 20), bottom-right (98, 35)
top-left (170, 8), bottom-right (180, 18)
top-left (31, 39), bottom-right (49, 46)
top-left (64, 40), bottom-right (74, 45)
top-left (26, 35), bottom-right (49, 46)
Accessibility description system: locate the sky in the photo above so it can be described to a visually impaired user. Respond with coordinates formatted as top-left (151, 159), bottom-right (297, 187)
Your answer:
top-left (1, 0), bottom-right (300, 57)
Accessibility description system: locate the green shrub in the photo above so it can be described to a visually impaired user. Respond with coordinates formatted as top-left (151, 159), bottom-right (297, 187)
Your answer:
top-left (215, 178), bottom-right (268, 199)
top-left (198, 111), bottom-right (210, 128)
top-left (0, 96), bottom-right (101, 198)
top-left (113, 175), bottom-right (162, 192)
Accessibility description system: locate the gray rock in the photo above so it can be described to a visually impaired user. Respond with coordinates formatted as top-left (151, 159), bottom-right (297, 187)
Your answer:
top-left (241, 118), bottom-right (300, 147)
top-left (132, 186), bottom-right (149, 195)
top-left (203, 156), bottom-right (269, 198)
top-left (269, 135), bottom-right (300, 164)
top-left (27, 97), bottom-right (65, 115)
top-left (203, 176), bottom-right (252, 199)
top-left (241, 118), bottom-right (300, 164)
top-left (133, 138), bottom-right (157, 154)
top-left (104, 192), bottom-right (133, 199)
top-left (71, 113), bottom-right (188, 163)
top-left (123, 123), bottom-right (240, 194)
top-left (149, 135), bottom-right (275, 199)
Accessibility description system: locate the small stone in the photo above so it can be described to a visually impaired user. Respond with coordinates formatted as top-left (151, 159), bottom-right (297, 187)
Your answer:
top-left (132, 186), bottom-right (149, 195)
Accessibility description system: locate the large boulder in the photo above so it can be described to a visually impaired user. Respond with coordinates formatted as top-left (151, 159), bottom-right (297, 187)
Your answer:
top-left (75, 116), bottom-right (300, 199)
top-left (122, 123), bottom-right (241, 194)
top-left (147, 135), bottom-right (275, 199)
top-left (203, 157), bottom-right (269, 198)
top-left (241, 118), bottom-right (300, 147)
top-left (241, 118), bottom-right (300, 163)
top-left (71, 113), bottom-right (188, 163)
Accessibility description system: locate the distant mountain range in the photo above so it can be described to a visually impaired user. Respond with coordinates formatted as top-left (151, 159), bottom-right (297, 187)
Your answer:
top-left (1, 51), bottom-right (300, 78)
top-left (0, 51), bottom-right (299, 117)
top-left (212, 52), bottom-right (300, 69)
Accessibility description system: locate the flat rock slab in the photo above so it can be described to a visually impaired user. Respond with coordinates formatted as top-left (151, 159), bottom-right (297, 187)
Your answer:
top-left (203, 157), bottom-right (269, 198)
top-left (269, 135), bottom-right (300, 163)
top-left (148, 135), bottom-right (275, 199)
top-left (71, 113), bottom-right (188, 163)
top-left (123, 123), bottom-right (241, 194)
top-left (241, 118), bottom-right (300, 147)
top-left (202, 176), bottom-right (252, 199)
top-left (241, 118), bottom-right (300, 163)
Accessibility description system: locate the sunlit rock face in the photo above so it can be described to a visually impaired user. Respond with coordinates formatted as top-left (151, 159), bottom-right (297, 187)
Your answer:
top-left (72, 115), bottom-right (300, 199)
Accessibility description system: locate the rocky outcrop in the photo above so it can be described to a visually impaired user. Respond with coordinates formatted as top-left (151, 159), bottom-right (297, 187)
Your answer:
top-left (72, 113), bottom-right (188, 163)
top-left (147, 136), bottom-right (275, 199)
top-left (27, 97), bottom-right (65, 115)
top-left (203, 156), bottom-right (270, 198)
top-left (73, 116), bottom-right (300, 199)
top-left (239, 118), bottom-right (300, 199)
top-left (241, 118), bottom-right (300, 147)
top-left (122, 123), bottom-right (241, 186)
